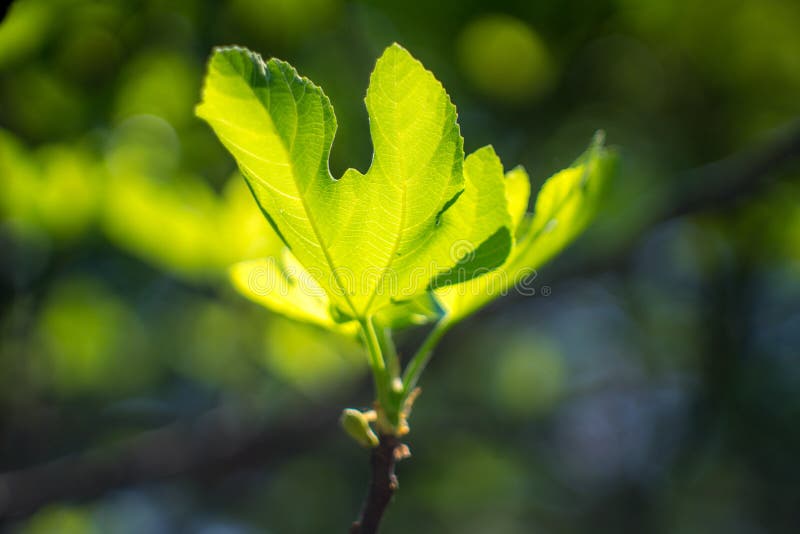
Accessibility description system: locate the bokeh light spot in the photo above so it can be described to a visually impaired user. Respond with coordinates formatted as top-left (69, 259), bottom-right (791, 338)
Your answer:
top-left (457, 14), bottom-right (554, 103)
top-left (490, 334), bottom-right (566, 417)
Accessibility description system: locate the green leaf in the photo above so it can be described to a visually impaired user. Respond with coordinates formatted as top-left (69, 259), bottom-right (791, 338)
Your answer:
top-left (198, 44), bottom-right (504, 320)
top-left (512, 132), bottom-right (616, 271)
top-left (429, 145), bottom-right (512, 289)
top-left (503, 165), bottom-right (531, 233)
top-left (435, 133), bottom-right (616, 324)
top-left (230, 248), bottom-right (441, 332)
top-left (376, 291), bottom-right (444, 330)
top-left (229, 250), bottom-right (357, 335)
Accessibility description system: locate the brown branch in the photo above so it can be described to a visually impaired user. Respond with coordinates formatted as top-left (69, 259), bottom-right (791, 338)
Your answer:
top-left (350, 434), bottom-right (407, 534)
top-left (0, 400), bottom-right (344, 523)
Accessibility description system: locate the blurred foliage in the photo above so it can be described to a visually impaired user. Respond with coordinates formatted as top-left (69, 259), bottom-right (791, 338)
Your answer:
top-left (21, 506), bottom-right (96, 534)
top-left (457, 14), bottom-right (554, 103)
top-left (0, 0), bottom-right (799, 532)
top-left (35, 277), bottom-right (154, 397)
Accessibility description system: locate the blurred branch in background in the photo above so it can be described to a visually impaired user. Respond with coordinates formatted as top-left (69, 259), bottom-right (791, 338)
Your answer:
top-left (1, 120), bottom-right (798, 525)
top-left (543, 121), bottom-right (800, 284)
top-left (667, 121), bottom-right (800, 220)
top-left (0, 398), bottom-right (347, 523)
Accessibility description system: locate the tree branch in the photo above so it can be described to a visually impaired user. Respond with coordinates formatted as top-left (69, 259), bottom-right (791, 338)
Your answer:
top-left (350, 434), bottom-right (406, 534)
top-left (665, 121), bottom-right (800, 220)
top-left (0, 400), bottom-right (344, 522)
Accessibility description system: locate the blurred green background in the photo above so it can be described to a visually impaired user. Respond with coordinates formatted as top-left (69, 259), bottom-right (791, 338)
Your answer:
top-left (1, 0), bottom-right (799, 532)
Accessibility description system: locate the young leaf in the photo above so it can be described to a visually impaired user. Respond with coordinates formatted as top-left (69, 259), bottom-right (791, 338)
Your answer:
top-left (503, 166), bottom-right (531, 232)
top-left (230, 250), bottom-right (442, 332)
top-left (229, 250), bottom-right (357, 334)
top-left (375, 291), bottom-right (443, 330)
top-left (340, 408), bottom-right (379, 448)
top-left (197, 44), bottom-right (506, 320)
top-left (429, 145), bottom-right (512, 289)
top-left (435, 134), bottom-right (616, 324)
top-left (512, 133), bottom-right (615, 270)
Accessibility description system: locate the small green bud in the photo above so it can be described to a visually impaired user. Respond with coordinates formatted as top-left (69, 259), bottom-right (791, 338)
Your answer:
top-left (391, 377), bottom-right (403, 394)
top-left (340, 408), bottom-right (379, 448)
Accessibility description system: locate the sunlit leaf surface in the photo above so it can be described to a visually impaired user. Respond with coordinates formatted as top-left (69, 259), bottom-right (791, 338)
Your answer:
top-left (197, 44), bottom-right (511, 319)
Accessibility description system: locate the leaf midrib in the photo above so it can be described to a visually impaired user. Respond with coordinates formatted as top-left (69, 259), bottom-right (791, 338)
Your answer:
top-left (364, 175), bottom-right (408, 313)
top-left (360, 64), bottom-right (456, 314)
top-left (239, 55), bottom-right (361, 319)
top-left (520, 157), bottom-right (596, 258)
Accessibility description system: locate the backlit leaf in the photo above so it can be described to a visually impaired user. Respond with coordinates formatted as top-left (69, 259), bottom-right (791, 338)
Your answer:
top-left (435, 134), bottom-right (616, 324)
top-left (197, 44), bottom-right (508, 320)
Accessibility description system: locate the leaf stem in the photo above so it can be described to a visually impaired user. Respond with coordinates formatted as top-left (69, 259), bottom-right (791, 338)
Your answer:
top-left (373, 323), bottom-right (401, 381)
top-left (360, 317), bottom-right (386, 374)
top-left (401, 319), bottom-right (452, 397)
top-left (359, 317), bottom-right (396, 427)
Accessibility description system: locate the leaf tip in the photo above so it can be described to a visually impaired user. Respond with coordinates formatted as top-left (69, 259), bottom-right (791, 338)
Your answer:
top-left (473, 144), bottom-right (498, 159)
top-left (387, 41), bottom-right (408, 53)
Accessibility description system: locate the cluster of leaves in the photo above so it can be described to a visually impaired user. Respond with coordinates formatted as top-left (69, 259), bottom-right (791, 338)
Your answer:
top-left (197, 43), bottom-right (615, 439)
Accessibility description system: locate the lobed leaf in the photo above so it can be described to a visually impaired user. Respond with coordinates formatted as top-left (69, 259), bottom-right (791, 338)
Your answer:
top-left (198, 44), bottom-right (508, 321)
top-left (199, 44), bottom-right (612, 336)
top-left (435, 133), bottom-right (616, 324)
